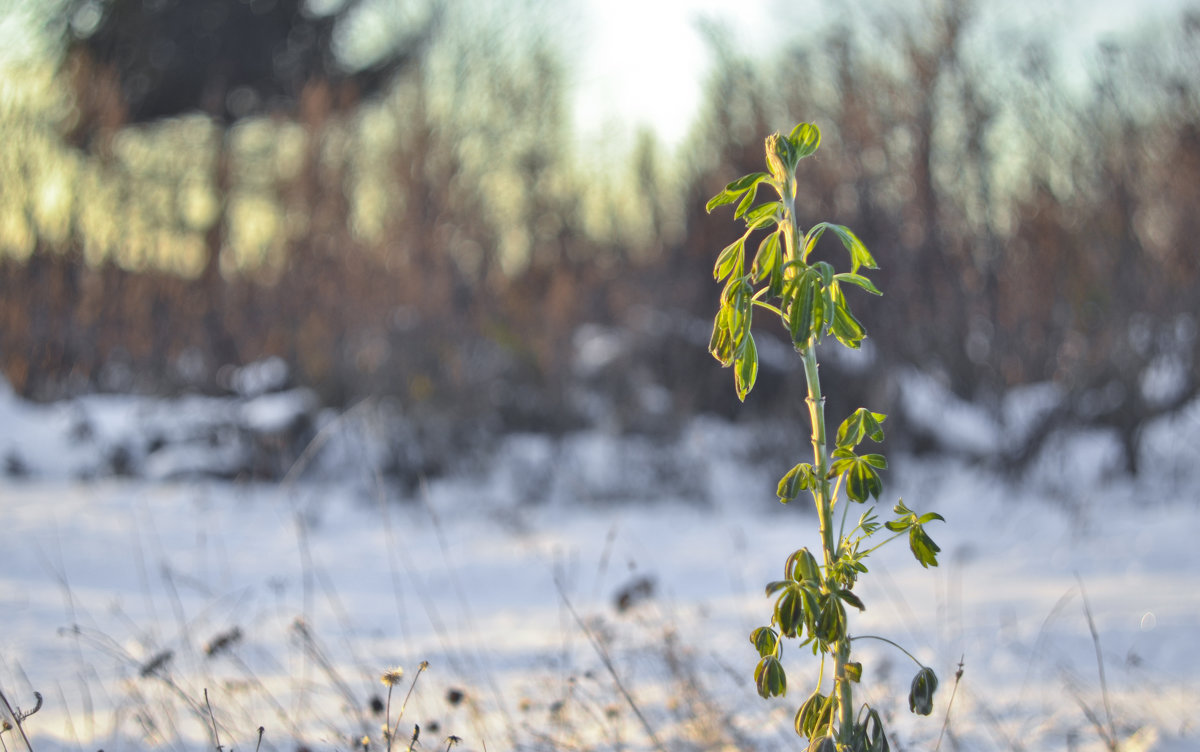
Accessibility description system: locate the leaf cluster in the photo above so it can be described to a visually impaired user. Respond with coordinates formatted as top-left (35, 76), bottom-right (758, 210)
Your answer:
top-left (884, 500), bottom-right (945, 569)
top-left (707, 126), bottom-right (880, 402)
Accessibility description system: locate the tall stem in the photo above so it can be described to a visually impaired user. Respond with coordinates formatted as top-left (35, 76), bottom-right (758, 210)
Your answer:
top-left (783, 170), bottom-right (855, 743)
top-left (801, 347), bottom-right (834, 556)
top-left (802, 342), bottom-right (854, 741)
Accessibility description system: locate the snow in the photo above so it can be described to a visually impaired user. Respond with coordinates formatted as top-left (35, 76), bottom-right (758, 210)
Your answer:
top-left (897, 368), bottom-right (1003, 456)
top-left (1, 377), bottom-right (1199, 751)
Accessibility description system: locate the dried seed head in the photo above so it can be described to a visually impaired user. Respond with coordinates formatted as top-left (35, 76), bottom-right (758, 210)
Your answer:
top-left (381, 667), bottom-right (405, 686)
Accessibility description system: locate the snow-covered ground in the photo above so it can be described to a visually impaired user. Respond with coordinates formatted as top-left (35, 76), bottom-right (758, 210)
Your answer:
top-left (1, 378), bottom-right (1199, 751)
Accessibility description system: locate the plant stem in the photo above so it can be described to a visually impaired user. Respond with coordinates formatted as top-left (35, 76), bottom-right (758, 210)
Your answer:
top-left (784, 166), bottom-right (854, 743)
top-left (801, 347), bottom-right (835, 558)
top-left (803, 346), bottom-right (855, 740)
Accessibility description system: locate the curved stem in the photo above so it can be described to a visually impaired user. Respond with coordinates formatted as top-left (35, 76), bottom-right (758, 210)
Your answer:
top-left (850, 634), bottom-right (928, 669)
top-left (751, 299), bottom-right (785, 317)
top-left (859, 530), bottom-right (907, 559)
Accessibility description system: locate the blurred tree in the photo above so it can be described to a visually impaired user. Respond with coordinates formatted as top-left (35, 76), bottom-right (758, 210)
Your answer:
top-left (55, 0), bottom-right (442, 374)
top-left (60, 0), bottom-right (442, 141)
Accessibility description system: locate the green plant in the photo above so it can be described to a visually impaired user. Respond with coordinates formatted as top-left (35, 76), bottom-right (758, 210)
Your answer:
top-left (706, 122), bottom-right (945, 749)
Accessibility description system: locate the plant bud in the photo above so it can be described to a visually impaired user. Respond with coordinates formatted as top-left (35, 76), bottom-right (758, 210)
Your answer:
top-left (908, 666), bottom-right (938, 715)
top-left (765, 132), bottom-right (796, 181)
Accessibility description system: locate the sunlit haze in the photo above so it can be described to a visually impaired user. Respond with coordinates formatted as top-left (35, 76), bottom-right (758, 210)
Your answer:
top-left (572, 0), bottom-right (777, 150)
top-left (574, 0), bottom-right (1196, 150)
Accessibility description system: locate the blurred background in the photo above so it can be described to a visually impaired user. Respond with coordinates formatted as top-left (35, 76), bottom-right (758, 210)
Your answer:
top-left (1, 0), bottom-right (1198, 481)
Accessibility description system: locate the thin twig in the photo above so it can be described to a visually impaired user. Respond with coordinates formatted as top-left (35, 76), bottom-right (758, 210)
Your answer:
top-left (203, 688), bottom-right (223, 751)
top-left (1076, 575), bottom-right (1118, 749)
top-left (934, 656), bottom-right (965, 752)
top-left (553, 577), bottom-right (667, 752)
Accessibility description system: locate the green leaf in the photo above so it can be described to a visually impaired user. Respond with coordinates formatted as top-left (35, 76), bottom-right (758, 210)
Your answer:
top-left (752, 231), bottom-right (782, 283)
top-left (830, 292), bottom-right (867, 350)
top-left (816, 222), bottom-right (877, 273)
top-left (720, 274), bottom-right (743, 306)
top-left (765, 580), bottom-right (790, 596)
top-left (795, 690), bottom-right (832, 739)
top-left (815, 593), bottom-right (846, 644)
top-left (811, 735), bottom-right (837, 752)
top-left (831, 451), bottom-right (885, 502)
top-left (744, 201), bottom-right (781, 227)
top-left (800, 587), bottom-right (821, 637)
top-left (755, 655), bottom-right (788, 699)
top-left (734, 333), bottom-right (758, 401)
top-left (845, 661), bottom-right (863, 682)
top-left (777, 463), bottom-right (816, 503)
top-left (884, 500), bottom-right (944, 566)
top-left (785, 547), bottom-right (821, 583)
top-left (837, 588), bottom-right (866, 611)
top-left (708, 310), bottom-right (733, 366)
top-left (909, 525), bottom-right (941, 568)
top-left (848, 463), bottom-right (883, 502)
top-left (802, 224), bottom-right (826, 262)
top-left (728, 171), bottom-right (771, 192)
top-left (750, 626), bottom-right (780, 658)
top-left (705, 171), bottom-right (769, 213)
top-left (788, 122), bottom-right (821, 159)
top-left (834, 272), bottom-right (883, 296)
top-left (858, 707), bottom-right (890, 752)
top-left (813, 261), bottom-right (835, 289)
top-left (775, 587), bottom-right (805, 638)
top-left (835, 408), bottom-right (887, 448)
top-left (713, 237), bottom-right (744, 280)
top-left (768, 255), bottom-right (785, 298)
top-left (908, 667), bottom-right (938, 716)
top-left (735, 182), bottom-right (762, 219)
top-left (856, 508), bottom-right (880, 536)
top-left (788, 272), bottom-right (824, 348)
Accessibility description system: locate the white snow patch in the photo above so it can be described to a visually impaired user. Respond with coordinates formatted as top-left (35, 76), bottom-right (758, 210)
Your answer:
top-left (1002, 380), bottom-right (1065, 446)
top-left (898, 368), bottom-right (1001, 455)
top-left (573, 324), bottom-right (625, 377)
top-left (240, 388), bottom-right (317, 434)
top-left (225, 355), bottom-right (290, 397)
top-left (1, 379), bottom-right (1199, 750)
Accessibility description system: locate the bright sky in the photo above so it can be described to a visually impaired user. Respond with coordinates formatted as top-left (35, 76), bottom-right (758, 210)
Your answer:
top-left (570, 0), bottom-right (781, 150)
top-left (572, 0), bottom-right (1197, 151)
